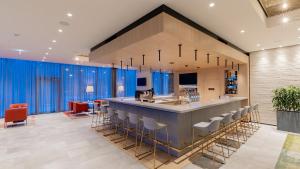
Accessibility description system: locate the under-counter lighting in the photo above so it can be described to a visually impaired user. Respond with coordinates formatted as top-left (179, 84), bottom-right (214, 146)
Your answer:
top-left (282, 17), bottom-right (289, 23)
top-left (58, 29), bottom-right (63, 33)
top-left (261, 48), bottom-right (265, 51)
top-left (209, 2), bottom-right (215, 7)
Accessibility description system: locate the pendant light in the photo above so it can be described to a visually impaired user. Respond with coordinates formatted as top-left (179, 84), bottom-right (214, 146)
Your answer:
top-left (207, 53), bottom-right (210, 64)
top-left (130, 57), bottom-right (133, 67)
top-left (120, 60), bottom-right (123, 69)
top-left (158, 50), bottom-right (161, 62)
top-left (225, 59), bottom-right (228, 67)
top-left (194, 49), bottom-right (198, 61)
top-left (232, 61), bottom-right (234, 70)
top-left (178, 44), bottom-right (182, 57)
top-left (142, 54), bottom-right (145, 65)
top-left (217, 57), bottom-right (220, 66)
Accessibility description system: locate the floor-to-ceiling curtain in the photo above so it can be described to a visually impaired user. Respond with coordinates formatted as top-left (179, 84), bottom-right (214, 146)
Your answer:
top-left (97, 67), bottom-right (112, 99)
top-left (152, 71), bottom-right (173, 95)
top-left (116, 69), bottom-right (137, 97)
top-left (0, 58), bottom-right (112, 118)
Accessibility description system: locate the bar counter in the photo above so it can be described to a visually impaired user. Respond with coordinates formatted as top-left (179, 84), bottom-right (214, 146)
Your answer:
top-left (106, 96), bottom-right (248, 156)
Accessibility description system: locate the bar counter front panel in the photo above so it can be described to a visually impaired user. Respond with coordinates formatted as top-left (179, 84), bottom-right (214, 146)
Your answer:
top-left (107, 97), bottom-right (248, 156)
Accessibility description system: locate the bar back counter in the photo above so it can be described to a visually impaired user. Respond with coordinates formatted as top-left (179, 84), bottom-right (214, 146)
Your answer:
top-left (106, 97), bottom-right (248, 156)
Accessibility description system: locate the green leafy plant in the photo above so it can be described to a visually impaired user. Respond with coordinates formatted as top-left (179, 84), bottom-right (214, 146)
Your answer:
top-left (272, 86), bottom-right (300, 112)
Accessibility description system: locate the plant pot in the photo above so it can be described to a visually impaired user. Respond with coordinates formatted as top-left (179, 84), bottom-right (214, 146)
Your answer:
top-left (277, 111), bottom-right (300, 133)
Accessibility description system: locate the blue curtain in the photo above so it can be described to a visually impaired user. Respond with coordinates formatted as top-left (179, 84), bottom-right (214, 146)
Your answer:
top-left (116, 69), bottom-right (137, 97)
top-left (0, 58), bottom-right (112, 118)
top-left (152, 71), bottom-right (173, 95)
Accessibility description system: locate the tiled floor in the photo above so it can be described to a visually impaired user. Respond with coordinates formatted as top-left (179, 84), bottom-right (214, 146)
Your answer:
top-left (0, 113), bottom-right (287, 169)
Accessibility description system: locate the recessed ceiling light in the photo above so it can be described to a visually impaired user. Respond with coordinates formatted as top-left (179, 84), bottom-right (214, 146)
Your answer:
top-left (209, 2), bottom-right (215, 7)
top-left (279, 45), bottom-right (283, 48)
top-left (67, 13), bottom-right (73, 17)
top-left (257, 43), bottom-right (261, 47)
top-left (58, 29), bottom-right (63, 33)
top-left (48, 47), bottom-right (52, 50)
top-left (74, 57), bottom-right (79, 61)
top-left (240, 30), bottom-right (245, 34)
top-left (45, 52), bottom-right (49, 55)
top-left (298, 28), bottom-right (300, 31)
top-left (282, 17), bottom-right (289, 23)
top-left (282, 3), bottom-right (288, 9)
top-left (15, 49), bottom-right (24, 55)
top-left (52, 40), bottom-right (57, 43)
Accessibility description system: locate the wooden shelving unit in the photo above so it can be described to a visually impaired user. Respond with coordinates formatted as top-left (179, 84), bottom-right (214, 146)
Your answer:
top-left (225, 70), bottom-right (238, 94)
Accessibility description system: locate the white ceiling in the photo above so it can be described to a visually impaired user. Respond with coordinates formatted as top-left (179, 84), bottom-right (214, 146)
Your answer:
top-left (0, 0), bottom-right (300, 65)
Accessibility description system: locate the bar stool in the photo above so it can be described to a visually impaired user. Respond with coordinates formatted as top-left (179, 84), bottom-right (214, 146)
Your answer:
top-left (214, 113), bottom-right (234, 157)
top-left (112, 110), bottom-right (128, 142)
top-left (139, 116), bottom-right (170, 169)
top-left (253, 104), bottom-right (260, 128)
top-left (101, 107), bottom-right (116, 135)
top-left (192, 118), bottom-right (222, 163)
top-left (231, 110), bottom-right (243, 145)
top-left (91, 102), bottom-right (101, 128)
top-left (242, 107), bottom-right (253, 136)
top-left (123, 112), bottom-right (141, 156)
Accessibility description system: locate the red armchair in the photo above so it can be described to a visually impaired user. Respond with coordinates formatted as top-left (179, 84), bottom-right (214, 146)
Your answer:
top-left (4, 103), bottom-right (28, 128)
top-left (72, 102), bottom-right (89, 114)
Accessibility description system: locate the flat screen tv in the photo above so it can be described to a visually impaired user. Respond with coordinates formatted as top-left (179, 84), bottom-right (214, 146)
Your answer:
top-left (137, 78), bottom-right (147, 86)
top-left (179, 73), bottom-right (197, 85)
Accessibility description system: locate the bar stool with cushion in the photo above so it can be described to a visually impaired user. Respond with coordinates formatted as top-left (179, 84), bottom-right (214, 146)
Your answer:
top-left (91, 102), bottom-right (101, 128)
top-left (253, 104), bottom-right (260, 129)
top-left (139, 116), bottom-right (170, 169)
top-left (192, 118), bottom-right (222, 160)
top-left (231, 110), bottom-right (243, 145)
top-left (123, 112), bottom-right (141, 155)
top-left (101, 107), bottom-right (116, 135)
top-left (112, 110), bottom-right (128, 142)
top-left (241, 107), bottom-right (253, 137)
top-left (213, 113), bottom-right (234, 158)
top-left (245, 106), bottom-right (256, 133)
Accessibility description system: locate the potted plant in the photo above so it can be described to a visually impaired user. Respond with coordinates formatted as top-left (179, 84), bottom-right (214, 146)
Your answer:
top-left (272, 85), bottom-right (300, 133)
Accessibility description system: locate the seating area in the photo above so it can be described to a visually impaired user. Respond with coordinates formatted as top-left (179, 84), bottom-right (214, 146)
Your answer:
top-left (90, 104), bottom-right (261, 168)
top-left (1, 1), bottom-right (300, 169)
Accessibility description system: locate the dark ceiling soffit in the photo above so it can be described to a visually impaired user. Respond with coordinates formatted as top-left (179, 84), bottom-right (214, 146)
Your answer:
top-left (257, 0), bottom-right (269, 17)
top-left (90, 4), bottom-right (249, 55)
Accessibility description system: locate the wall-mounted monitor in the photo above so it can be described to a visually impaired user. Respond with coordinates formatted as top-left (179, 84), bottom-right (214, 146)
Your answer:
top-left (179, 73), bottom-right (197, 85)
top-left (137, 78), bottom-right (147, 86)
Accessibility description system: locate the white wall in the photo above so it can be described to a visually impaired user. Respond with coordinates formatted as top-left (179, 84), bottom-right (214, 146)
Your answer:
top-left (136, 70), bottom-right (152, 91)
top-left (250, 45), bottom-right (300, 125)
